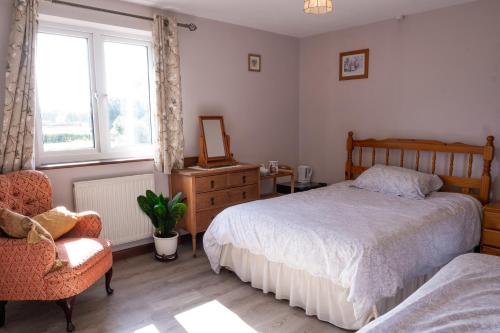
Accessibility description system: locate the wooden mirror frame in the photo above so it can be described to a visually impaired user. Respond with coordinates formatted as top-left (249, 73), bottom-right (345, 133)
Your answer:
top-left (198, 116), bottom-right (236, 168)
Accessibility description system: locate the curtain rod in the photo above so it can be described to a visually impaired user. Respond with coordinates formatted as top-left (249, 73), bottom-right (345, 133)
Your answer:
top-left (51, 0), bottom-right (198, 31)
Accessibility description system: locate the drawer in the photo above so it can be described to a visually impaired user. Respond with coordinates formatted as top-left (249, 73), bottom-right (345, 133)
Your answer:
top-left (481, 245), bottom-right (500, 257)
top-left (228, 170), bottom-right (258, 187)
top-left (196, 207), bottom-right (225, 232)
top-left (228, 184), bottom-right (259, 204)
top-left (196, 174), bottom-right (227, 193)
top-left (484, 212), bottom-right (500, 231)
top-left (196, 189), bottom-right (229, 211)
top-left (482, 229), bottom-right (500, 247)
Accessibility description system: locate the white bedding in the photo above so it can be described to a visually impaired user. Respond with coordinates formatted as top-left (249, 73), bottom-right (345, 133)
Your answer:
top-left (203, 181), bottom-right (482, 319)
top-left (358, 253), bottom-right (500, 333)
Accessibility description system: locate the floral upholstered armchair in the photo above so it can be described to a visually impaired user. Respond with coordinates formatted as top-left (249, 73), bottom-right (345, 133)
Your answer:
top-left (0, 170), bottom-right (113, 332)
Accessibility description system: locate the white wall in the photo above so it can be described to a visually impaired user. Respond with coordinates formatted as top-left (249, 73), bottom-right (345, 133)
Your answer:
top-left (299, 0), bottom-right (500, 199)
top-left (0, 0), bottom-right (300, 209)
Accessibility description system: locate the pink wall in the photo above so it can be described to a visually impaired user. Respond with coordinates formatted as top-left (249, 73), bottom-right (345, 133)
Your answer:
top-left (177, 13), bottom-right (299, 163)
top-left (0, 0), bottom-right (299, 209)
top-left (299, 0), bottom-right (500, 199)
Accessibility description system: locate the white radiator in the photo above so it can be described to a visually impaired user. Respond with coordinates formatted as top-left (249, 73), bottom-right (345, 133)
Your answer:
top-left (74, 174), bottom-right (155, 246)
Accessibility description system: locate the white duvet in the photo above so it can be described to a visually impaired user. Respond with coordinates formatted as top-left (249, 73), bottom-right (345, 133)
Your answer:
top-left (358, 253), bottom-right (500, 333)
top-left (203, 181), bottom-right (482, 319)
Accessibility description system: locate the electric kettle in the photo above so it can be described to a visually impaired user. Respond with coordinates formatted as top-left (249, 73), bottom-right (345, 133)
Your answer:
top-left (297, 165), bottom-right (312, 183)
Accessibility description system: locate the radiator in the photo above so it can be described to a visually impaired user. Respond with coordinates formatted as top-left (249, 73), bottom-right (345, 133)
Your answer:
top-left (74, 174), bottom-right (155, 246)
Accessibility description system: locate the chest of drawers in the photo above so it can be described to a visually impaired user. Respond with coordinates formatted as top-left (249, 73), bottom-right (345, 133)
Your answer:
top-left (481, 202), bottom-right (500, 256)
top-left (170, 163), bottom-right (260, 256)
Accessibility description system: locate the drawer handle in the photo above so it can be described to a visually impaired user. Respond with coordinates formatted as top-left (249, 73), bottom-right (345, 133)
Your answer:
top-left (210, 197), bottom-right (215, 206)
top-left (210, 180), bottom-right (215, 188)
top-left (242, 175), bottom-right (246, 184)
top-left (242, 191), bottom-right (246, 199)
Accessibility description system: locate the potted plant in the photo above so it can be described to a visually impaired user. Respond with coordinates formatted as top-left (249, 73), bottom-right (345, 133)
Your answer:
top-left (137, 190), bottom-right (187, 257)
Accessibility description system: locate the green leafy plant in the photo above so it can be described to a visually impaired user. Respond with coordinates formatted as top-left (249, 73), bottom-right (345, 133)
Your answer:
top-left (137, 190), bottom-right (187, 238)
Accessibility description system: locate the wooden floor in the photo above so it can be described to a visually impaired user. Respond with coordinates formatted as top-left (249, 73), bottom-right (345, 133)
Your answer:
top-left (1, 240), bottom-right (349, 333)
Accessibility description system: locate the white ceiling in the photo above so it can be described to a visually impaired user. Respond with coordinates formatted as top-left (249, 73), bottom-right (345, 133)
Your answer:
top-left (121, 0), bottom-right (477, 37)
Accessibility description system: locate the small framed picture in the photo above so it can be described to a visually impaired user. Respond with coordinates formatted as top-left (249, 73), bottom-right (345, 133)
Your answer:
top-left (268, 160), bottom-right (279, 175)
top-left (339, 49), bottom-right (369, 81)
top-left (248, 54), bottom-right (261, 72)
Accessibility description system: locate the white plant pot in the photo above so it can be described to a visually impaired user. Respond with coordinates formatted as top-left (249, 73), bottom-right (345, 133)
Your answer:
top-left (153, 232), bottom-right (179, 256)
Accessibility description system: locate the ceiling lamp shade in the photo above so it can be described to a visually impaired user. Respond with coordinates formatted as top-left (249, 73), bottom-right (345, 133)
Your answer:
top-left (304, 0), bottom-right (333, 14)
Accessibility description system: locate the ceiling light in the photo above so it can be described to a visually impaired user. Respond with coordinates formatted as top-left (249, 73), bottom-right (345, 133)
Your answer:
top-left (304, 0), bottom-right (333, 15)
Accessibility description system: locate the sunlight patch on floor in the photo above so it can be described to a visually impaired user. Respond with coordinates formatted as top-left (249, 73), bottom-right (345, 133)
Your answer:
top-left (175, 300), bottom-right (258, 333)
top-left (134, 324), bottom-right (160, 333)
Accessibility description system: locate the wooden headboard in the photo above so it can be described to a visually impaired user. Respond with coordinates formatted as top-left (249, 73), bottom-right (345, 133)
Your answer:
top-left (345, 132), bottom-right (495, 204)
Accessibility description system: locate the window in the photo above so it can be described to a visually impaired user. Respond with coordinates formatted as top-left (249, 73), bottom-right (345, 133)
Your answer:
top-left (36, 22), bottom-right (155, 164)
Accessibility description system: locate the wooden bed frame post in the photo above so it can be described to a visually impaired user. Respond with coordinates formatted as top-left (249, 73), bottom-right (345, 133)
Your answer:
top-left (480, 136), bottom-right (495, 204)
top-left (345, 131), bottom-right (354, 180)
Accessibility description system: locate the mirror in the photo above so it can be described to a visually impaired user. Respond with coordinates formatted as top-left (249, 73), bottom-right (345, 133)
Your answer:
top-left (202, 119), bottom-right (226, 158)
top-left (198, 116), bottom-right (236, 168)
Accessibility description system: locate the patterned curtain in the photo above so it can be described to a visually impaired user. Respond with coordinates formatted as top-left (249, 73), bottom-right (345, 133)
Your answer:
top-left (0, 0), bottom-right (38, 173)
top-left (152, 15), bottom-right (184, 174)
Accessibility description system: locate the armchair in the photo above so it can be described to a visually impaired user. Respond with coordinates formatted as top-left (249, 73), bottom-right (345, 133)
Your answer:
top-left (0, 170), bottom-right (113, 332)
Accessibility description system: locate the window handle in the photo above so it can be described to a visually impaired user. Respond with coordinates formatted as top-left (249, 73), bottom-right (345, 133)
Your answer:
top-left (210, 197), bottom-right (215, 206)
top-left (242, 191), bottom-right (246, 199)
top-left (93, 92), bottom-right (108, 100)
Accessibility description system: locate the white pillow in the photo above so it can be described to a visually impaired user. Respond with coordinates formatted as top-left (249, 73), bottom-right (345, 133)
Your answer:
top-left (352, 164), bottom-right (443, 199)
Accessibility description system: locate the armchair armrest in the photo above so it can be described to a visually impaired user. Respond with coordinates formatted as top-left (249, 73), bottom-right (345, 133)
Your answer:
top-left (64, 211), bottom-right (102, 238)
top-left (0, 237), bottom-right (56, 298)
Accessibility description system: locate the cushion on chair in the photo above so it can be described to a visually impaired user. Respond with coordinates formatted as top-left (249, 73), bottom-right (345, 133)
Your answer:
top-left (33, 207), bottom-right (78, 240)
top-left (55, 238), bottom-right (111, 269)
top-left (0, 208), bottom-right (68, 273)
top-left (0, 208), bottom-right (54, 243)
top-left (43, 238), bottom-right (113, 300)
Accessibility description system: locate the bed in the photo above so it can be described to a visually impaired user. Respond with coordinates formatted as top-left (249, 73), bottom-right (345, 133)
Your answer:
top-left (203, 132), bottom-right (495, 330)
top-left (358, 253), bottom-right (500, 333)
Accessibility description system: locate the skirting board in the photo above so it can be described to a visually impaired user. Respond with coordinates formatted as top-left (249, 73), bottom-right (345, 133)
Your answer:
top-left (112, 237), bottom-right (154, 252)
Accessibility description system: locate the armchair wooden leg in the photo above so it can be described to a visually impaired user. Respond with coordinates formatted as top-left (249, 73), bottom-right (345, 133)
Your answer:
top-left (0, 301), bottom-right (7, 327)
top-left (56, 296), bottom-right (76, 332)
top-left (105, 267), bottom-right (114, 295)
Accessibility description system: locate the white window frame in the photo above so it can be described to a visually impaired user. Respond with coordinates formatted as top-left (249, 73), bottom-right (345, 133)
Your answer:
top-left (35, 20), bottom-right (156, 165)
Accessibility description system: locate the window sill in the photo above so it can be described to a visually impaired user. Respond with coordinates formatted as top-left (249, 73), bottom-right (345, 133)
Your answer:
top-left (36, 157), bottom-right (154, 171)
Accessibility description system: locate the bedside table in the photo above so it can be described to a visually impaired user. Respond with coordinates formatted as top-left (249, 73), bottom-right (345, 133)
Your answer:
top-left (260, 169), bottom-right (295, 199)
top-left (277, 181), bottom-right (327, 194)
top-left (481, 202), bottom-right (500, 256)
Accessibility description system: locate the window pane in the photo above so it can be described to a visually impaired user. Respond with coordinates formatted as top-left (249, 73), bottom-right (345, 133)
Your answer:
top-left (36, 33), bottom-right (95, 151)
top-left (104, 41), bottom-right (152, 149)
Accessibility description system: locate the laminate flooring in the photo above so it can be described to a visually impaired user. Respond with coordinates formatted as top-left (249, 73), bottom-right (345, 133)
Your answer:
top-left (1, 240), bottom-right (349, 333)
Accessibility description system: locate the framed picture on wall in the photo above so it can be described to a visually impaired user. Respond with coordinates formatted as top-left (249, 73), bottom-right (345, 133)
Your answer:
top-left (248, 54), bottom-right (261, 72)
top-left (339, 49), bottom-right (369, 80)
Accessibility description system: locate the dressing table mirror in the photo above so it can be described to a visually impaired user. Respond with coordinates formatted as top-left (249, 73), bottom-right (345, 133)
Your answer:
top-left (198, 116), bottom-right (236, 168)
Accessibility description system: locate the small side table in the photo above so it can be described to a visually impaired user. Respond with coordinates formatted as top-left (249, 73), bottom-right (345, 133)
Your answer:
top-left (277, 181), bottom-right (327, 194)
top-left (260, 169), bottom-right (294, 199)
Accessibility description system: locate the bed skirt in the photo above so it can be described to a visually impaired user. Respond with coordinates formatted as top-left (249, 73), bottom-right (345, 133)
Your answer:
top-left (220, 244), bottom-right (437, 330)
